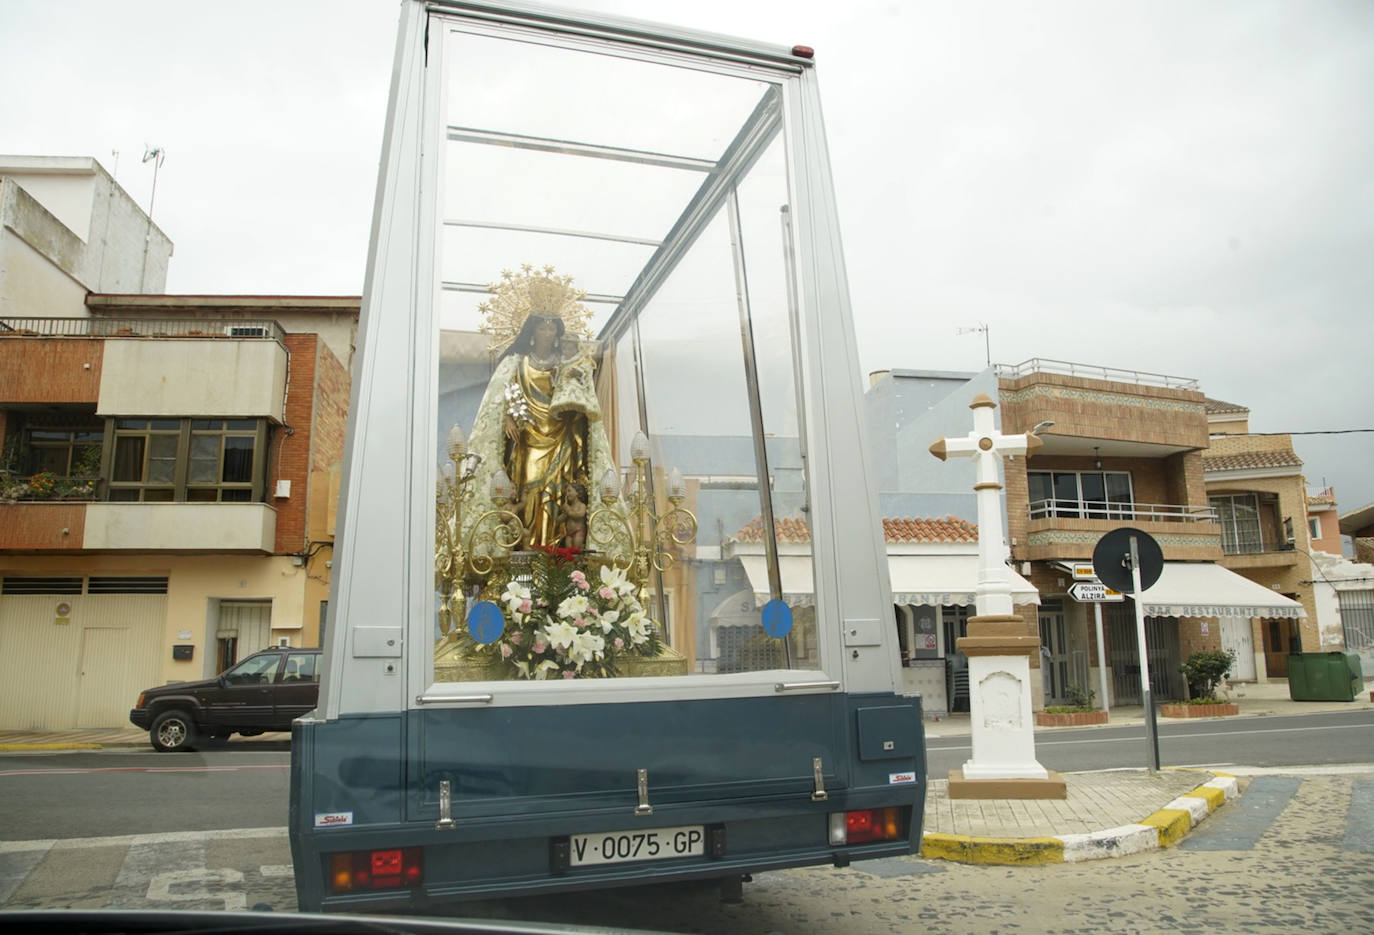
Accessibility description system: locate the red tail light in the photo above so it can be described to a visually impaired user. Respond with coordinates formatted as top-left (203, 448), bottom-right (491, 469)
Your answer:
top-left (329, 847), bottom-right (423, 892)
top-left (843, 807), bottom-right (903, 844)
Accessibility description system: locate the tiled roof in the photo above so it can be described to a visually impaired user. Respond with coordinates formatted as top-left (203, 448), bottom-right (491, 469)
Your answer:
top-left (1306, 492), bottom-right (1335, 509)
top-left (1202, 450), bottom-right (1303, 472)
top-left (730, 516), bottom-right (978, 544)
top-left (1204, 397), bottom-right (1249, 415)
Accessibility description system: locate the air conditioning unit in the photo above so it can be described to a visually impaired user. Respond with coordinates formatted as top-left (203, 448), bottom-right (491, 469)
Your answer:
top-left (226, 325), bottom-right (269, 337)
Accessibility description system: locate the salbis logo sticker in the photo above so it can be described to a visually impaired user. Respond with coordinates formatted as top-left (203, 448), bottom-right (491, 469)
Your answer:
top-left (888, 771), bottom-right (917, 785)
top-left (314, 812), bottom-right (354, 827)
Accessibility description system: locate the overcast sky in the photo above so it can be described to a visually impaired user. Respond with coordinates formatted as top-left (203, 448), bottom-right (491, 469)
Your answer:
top-left (4, 0), bottom-right (1372, 520)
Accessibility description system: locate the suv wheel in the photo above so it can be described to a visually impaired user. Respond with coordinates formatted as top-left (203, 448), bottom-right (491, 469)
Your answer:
top-left (150, 709), bottom-right (198, 752)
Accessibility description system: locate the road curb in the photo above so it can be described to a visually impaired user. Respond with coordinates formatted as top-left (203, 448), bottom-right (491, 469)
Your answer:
top-left (919, 770), bottom-right (1241, 865)
top-left (0, 743), bottom-right (104, 751)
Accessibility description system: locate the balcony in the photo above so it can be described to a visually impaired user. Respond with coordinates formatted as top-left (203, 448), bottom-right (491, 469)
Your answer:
top-left (0, 317), bottom-right (288, 418)
top-left (1019, 498), bottom-right (1222, 562)
top-left (996, 357), bottom-right (1210, 451)
top-left (1216, 535), bottom-right (1300, 570)
top-left (0, 500), bottom-right (277, 552)
top-left (1029, 499), bottom-right (1215, 523)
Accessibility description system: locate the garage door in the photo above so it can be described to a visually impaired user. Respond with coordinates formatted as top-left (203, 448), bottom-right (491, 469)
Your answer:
top-left (0, 577), bottom-right (167, 730)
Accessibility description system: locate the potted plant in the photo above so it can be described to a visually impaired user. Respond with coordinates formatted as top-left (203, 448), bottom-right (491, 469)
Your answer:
top-left (1036, 684), bottom-right (1108, 726)
top-left (1161, 649), bottom-right (1240, 717)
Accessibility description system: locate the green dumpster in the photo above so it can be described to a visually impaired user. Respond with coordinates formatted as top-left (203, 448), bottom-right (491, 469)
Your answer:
top-left (1287, 652), bottom-right (1363, 701)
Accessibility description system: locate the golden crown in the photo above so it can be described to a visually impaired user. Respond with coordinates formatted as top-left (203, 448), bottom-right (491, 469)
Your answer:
top-left (478, 264), bottom-right (593, 355)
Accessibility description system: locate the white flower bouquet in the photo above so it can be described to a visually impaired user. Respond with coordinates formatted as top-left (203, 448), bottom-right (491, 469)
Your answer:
top-left (459, 548), bottom-right (663, 679)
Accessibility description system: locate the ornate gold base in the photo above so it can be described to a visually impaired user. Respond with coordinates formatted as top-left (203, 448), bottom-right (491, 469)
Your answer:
top-left (434, 644), bottom-right (689, 682)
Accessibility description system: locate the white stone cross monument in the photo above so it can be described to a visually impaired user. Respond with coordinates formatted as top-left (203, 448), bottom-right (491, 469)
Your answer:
top-left (930, 393), bottom-right (1064, 798)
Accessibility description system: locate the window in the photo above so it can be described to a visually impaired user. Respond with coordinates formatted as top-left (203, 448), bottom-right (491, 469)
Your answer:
top-left (222, 652), bottom-right (282, 686)
top-left (427, 23), bottom-right (813, 685)
top-left (107, 418), bottom-right (267, 502)
top-left (1308, 516), bottom-right (1321, 540)
top-left (282, 652), bottom-right (319, 682)
top-left (188, 419), bottom-right (259, 502)
top-left (1211, 494), bottom-right (1263, 554)
top-left (1028, 471), bottom-right (1134, 520)
top-left (28, 427), bottom-right (104, 477)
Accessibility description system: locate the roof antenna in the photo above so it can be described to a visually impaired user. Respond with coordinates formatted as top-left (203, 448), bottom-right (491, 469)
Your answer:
top-left (139, 145), bottom-right (166, 292)
top-left (956, 323), bottom-right (990, 367)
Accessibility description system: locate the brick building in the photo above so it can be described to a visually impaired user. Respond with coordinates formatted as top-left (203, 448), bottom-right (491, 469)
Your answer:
top-left (994, 360), bottom-right (1304, 706)
top-left (0, 156), bottom-right (357, 730)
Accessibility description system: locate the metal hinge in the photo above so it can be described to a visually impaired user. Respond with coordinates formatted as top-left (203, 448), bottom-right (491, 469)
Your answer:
top-left (436, 779), bottom-right (454, 830)
top-left (811, 757), bottom-right (828, 802)
top-left (635, 768), bottom-right (653, 816)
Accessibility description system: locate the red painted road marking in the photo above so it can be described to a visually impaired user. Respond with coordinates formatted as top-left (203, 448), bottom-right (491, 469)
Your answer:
top-left (0, 765), bottom-right (289, 776)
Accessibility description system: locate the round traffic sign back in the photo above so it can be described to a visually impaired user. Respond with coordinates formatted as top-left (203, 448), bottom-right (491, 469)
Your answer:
top-left (1092, 527), bottom-right (1164, 593)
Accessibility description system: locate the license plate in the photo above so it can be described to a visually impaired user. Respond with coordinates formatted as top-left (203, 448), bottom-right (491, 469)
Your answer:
top-left (569, 825), bottom-right (706, 867)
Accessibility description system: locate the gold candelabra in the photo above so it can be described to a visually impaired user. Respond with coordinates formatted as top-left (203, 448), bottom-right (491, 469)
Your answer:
top-left (435, 423), bottom-right (524, 637)
top-left (589, 431), bottom-right (697, 600)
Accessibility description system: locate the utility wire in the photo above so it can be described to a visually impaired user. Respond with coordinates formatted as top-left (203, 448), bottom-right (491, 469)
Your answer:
top-left (1239, 429), bottom-right (1374, 436)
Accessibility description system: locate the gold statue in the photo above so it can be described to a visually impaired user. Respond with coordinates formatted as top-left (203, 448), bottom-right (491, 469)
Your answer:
top-left (462, 266), bottom-right (623, 553)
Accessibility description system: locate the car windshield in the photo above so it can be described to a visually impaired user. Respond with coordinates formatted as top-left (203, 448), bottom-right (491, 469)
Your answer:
top-left (222, 654), bottom-right (281, 685)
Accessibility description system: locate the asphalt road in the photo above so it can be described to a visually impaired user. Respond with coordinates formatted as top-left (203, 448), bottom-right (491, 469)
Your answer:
top-left (2, 710), bottom-right (1371, 841)
top-left (926, 708), bottom-right (1374, 776)
top-left (3, 770), bottom-right (1372, 930)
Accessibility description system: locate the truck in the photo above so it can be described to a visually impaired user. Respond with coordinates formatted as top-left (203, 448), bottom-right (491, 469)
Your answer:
top-left (289, 0), bottom-right (926, 912)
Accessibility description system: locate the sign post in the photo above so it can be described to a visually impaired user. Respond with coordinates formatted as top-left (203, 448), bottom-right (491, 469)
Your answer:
top-left (1093, 603), bottom-right (1109, 717)
top-left (1067, 580), bottom-right (1121, 717)
top-left (1092, 527), bottom-right (1164, 772)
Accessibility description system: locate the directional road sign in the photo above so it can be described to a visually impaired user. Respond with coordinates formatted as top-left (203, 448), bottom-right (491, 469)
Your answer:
top-left (1068, 582), bottom-right (1124, 603)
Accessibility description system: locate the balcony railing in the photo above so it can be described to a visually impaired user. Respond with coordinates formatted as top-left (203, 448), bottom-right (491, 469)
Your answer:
top-left (0, 316), bottom-right (285, 342)
top-left (1029, 499), bottom-right (1217, 523)
top-left (995, 358), bottom-right (1199, 390)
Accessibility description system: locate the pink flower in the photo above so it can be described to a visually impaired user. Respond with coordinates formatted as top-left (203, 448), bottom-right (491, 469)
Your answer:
top-left (532, 640), bottom-right (546, 653)
top-left (614, 637), bottom-right (624, 650)
top-left (519, 599), bottom-right (532, 613)
top-left (509, 631), bottom-right (522, 645)
top-left (562, 670), bottom-right (576, 679)
top-left (576, 578), bottom-right (590, 591)
top-left (599, 586), bottom-right (615, 600)
top-left (570, 570), bottom-right (587, 583)
top-left (500, 643), bottom-right (513, 659)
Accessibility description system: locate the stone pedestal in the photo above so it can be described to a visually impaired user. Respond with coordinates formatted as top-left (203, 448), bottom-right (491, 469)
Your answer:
top-left (951, 614), bottom-right (1066, 799)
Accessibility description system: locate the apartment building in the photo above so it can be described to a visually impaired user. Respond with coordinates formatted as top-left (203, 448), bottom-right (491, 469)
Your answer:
top-left (1201, 400), bottom-right (1332, 679)
top-left (0, 156), bottom-right (358, 730)
top-left (996, 360), bottom-right (1303, 705)
top-left (1200, 404), bottom-right (1372, 679)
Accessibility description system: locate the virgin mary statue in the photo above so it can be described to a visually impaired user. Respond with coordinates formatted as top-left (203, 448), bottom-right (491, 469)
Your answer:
top-left (461, 266), bottom-right (624, 554)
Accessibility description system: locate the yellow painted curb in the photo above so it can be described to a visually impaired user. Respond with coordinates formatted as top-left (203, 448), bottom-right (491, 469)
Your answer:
top-left (0, 743), bottom-right (102, 751)
top-left (1186, 784), bottom-right (1226, 812)
top-left (1140, 808), bottom-right (1192, 847)
top-left (921, 832), bottom-right (1064, 865)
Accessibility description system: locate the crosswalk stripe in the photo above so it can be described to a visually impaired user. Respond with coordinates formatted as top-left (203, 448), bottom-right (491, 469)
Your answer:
top-left (1177, 776), bottom-right (1300, 851)
top-left (1344, 780), bottom-right (1374, 853)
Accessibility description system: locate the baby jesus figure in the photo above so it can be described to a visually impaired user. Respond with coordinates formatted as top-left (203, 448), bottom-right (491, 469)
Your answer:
top-left (561, 483), bottom-right (588, 551)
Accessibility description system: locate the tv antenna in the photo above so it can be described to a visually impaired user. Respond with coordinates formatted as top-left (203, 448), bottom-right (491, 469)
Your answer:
top-left (139, 145), bottom-right (166, 291)
top-left (956, 323), bottom-right (990, 366)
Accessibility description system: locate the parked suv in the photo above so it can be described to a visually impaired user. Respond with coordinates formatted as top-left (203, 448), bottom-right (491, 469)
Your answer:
top-left (130, 647), bottom-right (321, 752)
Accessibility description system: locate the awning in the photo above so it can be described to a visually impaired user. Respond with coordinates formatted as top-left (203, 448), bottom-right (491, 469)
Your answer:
top-left (1139, 562), bottom-right (1305, 619)
top-left (737, 554), bottom-right (1040, 608)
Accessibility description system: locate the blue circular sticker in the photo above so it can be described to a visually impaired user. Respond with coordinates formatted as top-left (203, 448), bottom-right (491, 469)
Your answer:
top-left (467, 601), bottom-right (506, 645)
top-left (761, 599), bottom-right (793, 639)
